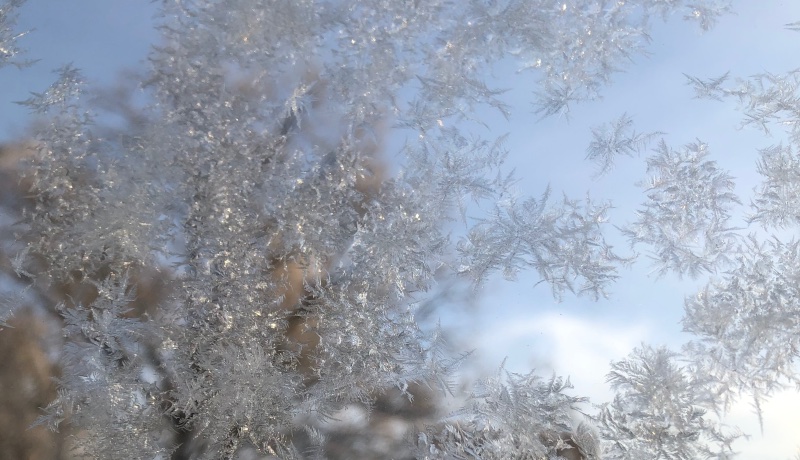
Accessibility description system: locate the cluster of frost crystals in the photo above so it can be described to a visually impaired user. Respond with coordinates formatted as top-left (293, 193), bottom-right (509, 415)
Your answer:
top-left (685, 68), bottom-right (800, 229)
top-left (414, 367), bottom-right (598, 460)
top-left (673, 53), bottom-right (800, 456)
top-left (39, 277), bottom-right (167, 458)
top-left (524, 0), bottom-right (732, 117)
top-left (402, 128), bottom-right (513, 224)
top-left (14, 67), bottom-right (178, 459)
top-left (685, 69), bottom-right (800, 144)
top-left (387, 0), bottom-right (731, 120)
top-left (594, 346), bottom-right (742, 460)
top-left (0, 0), bottom-right (31, 68)
top-left (749, 144), bottom-right (800, 227)
top-left (585, 113), bottom-right (663, 176)
top-left (3, 0), bottom-right (746, 457)
top-left (623, 140), bottom-right (740, 278)
top-left (458, 188), bottom-right (626, 300)
top-left (682, 236), bottom-right (800, 413)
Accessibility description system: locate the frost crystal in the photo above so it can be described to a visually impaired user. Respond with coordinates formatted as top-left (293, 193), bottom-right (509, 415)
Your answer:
top-left (595, 346), bottom-right (742, 460)
top-left (683, 236), bottom-right (800, 414)
top-left (685, 69), bottom-right (800, 144)
top-left (585, 113), bottom-right (663, 176)
top-left (414, 366), bottom-right (597, 460)
top-left (749, 144), bottom-right (800, 228)
top-left (459, 188), bottom-right (626, 300)
top-left (623, 140), bottom-right (740, 278)
top-left (0, 0), bottom-right (31, 69)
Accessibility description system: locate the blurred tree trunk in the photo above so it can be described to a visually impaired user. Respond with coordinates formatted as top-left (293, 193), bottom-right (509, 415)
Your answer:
top-left (0, 309), bottom-right (65, 460)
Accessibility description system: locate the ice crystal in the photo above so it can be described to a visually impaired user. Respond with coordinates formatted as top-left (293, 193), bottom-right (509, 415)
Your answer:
top-left (414, 365), bottom-right (597, 460)
top-left (595, 346), bottom-right (742, 460)
top-left (749, 144), bottom-right (800, 228)
top-left (585, 113), bottom-right (664, 176)
top-left (0, 0), bottom-right (31, 69)
top-left (16, 64), bottom-right (85, 113)
top-left (682, 236), bottom-right (800, 415)
top-left (685, 69), bottom-right (800, 144)
top-left (623, 140), bottom-right (741, 278)
top-left (459, 188), bottom-right (626, 300)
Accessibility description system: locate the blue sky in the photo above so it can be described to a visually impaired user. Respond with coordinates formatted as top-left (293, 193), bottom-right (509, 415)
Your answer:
top-left (0, 0), bottom-right (158, 141)
top-left (467, 1), bottom-right (800, 374)
top-left (463, 3), bottom-right (800, 458)
top-left (2, 1), bottom-right (800, 458)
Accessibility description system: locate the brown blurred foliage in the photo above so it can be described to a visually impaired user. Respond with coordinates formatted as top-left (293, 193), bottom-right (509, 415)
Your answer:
top-left (0, 308), bottom-right (64, 460)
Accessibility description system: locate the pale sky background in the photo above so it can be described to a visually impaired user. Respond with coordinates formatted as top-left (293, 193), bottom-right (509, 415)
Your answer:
top-left (1, 1), bottom-right (799, 458)
top-left (465, 3), bottom-right (800, 458)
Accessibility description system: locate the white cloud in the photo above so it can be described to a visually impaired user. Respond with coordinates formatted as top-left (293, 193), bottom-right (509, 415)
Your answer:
top-left (476, 311), bottom-right (800, 458)
top-left (473, 311), bottom-right (649, 404)
top-left (536, 313), bottom-right (650, 403)
top-left (726, 389), bottom-right (800, 460)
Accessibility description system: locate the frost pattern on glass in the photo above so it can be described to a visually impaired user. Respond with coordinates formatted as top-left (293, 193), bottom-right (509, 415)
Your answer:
top-left (529, 0), bottom-right (731, 117)
top-left (686, 69), bottom-right (800, 230)
top-left (623, 140), bottom-right (740, 278)
top-left (685, 69), bottom-right (800, 144)
top-left (682, 237), bottom-right (800, 417)
top-left (458, 188), bottom-right (626, 300)
top-left (676, 62), bottom-right (800, 457)
top-left (585, 113), bottom-right (664, 176)
top-left (414, 366), bottom-right (598, 460)
top-left (749, 144), bottom-right (800, 228)
top-left (0, 0), bottom-right (30, 69)
top-left (595, 346), bottom-right (742, 460)
top-left (0, 0), bottom-right (756, 458)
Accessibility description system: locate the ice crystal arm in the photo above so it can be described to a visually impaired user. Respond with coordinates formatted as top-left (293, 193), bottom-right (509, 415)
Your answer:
top-left (682, 2), bottom-right (732, 31)
top-left (16, 64), bottom-right (85, 113)
top-left (622, 140), bottom-right (741, 278)
top-left (684, 72), bottom-right (731, 101)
